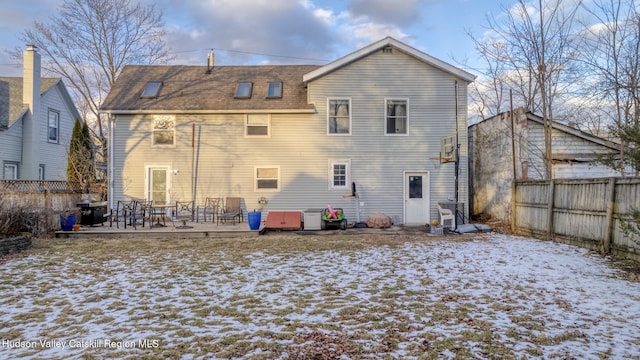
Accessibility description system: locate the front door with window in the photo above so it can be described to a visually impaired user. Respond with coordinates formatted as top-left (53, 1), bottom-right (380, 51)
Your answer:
top-left (404, 172), bottom-right (430, 225)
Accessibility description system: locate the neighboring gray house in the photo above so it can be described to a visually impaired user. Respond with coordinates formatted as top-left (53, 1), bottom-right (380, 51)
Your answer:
top-left (469, 107), bottom-right (626, 221)
top-left (101, 37), bottom-right (476, 225)
top-left (0, 45), bottom-right (81, 180)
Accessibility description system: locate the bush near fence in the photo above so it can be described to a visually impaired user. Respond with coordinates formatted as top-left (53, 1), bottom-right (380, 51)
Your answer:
top-left (513, 177), bottom-right (640, 261)
top-left (0, 180), bottom-right (83, 237)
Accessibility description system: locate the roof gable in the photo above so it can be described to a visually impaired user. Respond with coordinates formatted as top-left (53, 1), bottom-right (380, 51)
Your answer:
top-left (470, 108), bottom-right (622, 151)
top-left (302, 36), bottom-right (477, 83)
top-left (101, 65), bottom-right (320, 113)
top-left (0, 77), bottom-right (60, 129)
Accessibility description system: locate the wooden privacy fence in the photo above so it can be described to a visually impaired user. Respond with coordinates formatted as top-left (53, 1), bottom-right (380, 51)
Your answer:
top-left (0, 180), bottom-right (82, 234)
top-left (513, 177), bottom-right (640, 261)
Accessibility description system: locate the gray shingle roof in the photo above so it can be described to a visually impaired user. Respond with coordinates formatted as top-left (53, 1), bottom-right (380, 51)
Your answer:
top-left (101, 65), bottom-right (320, 113)
top-left (0, 77), bottom-right (60, 129)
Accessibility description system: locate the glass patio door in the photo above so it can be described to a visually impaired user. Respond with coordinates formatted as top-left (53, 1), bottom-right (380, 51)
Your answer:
top-left (146, 166), bottom-right (170, 205)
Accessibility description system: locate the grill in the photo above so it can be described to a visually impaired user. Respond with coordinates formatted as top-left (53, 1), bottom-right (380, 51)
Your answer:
top-left (76, 201), bottom-right (108, 226)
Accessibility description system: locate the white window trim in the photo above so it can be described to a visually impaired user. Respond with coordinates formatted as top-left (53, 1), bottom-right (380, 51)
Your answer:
top-left (244, 114), bottom-right (271, 138)
top-left (254, 165), bottom-right (280, 192)
top-left (384, 97), bottom-right (409, 136)
top-left (328, 159), bottom-right (350, 190)
top-left (3, 162), bottom-right (19, 179)
top-left (327, 97), bottom-right (352, 136)
top-left (48, 109), bottom-right (60, 143)
top-left (151, 115), bottom-right (176, 147)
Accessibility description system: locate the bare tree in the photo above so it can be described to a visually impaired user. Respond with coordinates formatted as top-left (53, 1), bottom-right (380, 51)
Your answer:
top-left (18, 0), bottom-right (172, 176)
top-left (468, 0), bottom-right (582, 179)
top-left (575, 0), bottom-right (640, 176)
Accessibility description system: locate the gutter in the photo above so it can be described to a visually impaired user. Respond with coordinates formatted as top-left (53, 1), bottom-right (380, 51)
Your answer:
top-left (99, 108), bottom-right (317, 115)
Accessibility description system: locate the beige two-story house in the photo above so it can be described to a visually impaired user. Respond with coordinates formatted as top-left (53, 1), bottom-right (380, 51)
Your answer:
top-left (100, 37), bottom-right (476, 225)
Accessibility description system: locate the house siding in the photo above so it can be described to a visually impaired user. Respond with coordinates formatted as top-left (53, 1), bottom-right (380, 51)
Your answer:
top-left (111, 48), bottom-right (470, 224)
top-left (0, 121), bottom-right (23, 178)
top-left (38, 86), bottom-right (74, 180)
top-left (306, 49), bottom-right (469, 223)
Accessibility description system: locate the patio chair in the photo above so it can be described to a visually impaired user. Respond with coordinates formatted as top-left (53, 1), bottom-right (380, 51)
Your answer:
top-left (174, 200), bottom-right (194, 229)
top-left (130, 200), bottom-right (151, 229)
top-left (437, 204), bottom-right (455, 229)
top-left (110, 200), bottom-right (135, 229)
top-left (218, 197), bottom-right (243, 225)
top-left (196, 197), bottom-right (222, 223)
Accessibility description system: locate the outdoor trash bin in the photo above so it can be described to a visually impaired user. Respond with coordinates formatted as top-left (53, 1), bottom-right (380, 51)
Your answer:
top-left (60, 213), bottom-right (76, 231)
top-left (248, 211), bottom-right (261, 230)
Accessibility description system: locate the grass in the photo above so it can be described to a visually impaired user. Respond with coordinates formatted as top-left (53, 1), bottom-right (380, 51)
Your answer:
top-left (0, 232), bottom-right (638, 359)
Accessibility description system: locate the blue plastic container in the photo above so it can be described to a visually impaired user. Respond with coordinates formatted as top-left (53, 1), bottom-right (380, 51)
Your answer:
top-left (60, 213), bottom-right (76, 231)
top-left (248, 211), bottom-right (261, 230)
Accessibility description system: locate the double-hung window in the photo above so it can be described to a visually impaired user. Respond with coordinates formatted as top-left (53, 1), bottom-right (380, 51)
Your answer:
top-left (3, 162), bottom-right (19, 179)
top-left (328, 98), bottom-right (351, 135)
top-left (255, 166), bottom-right (279, 191)
top-left (48, 109), bottom-right (60, 143)
top-left (329, 159), bottom-right (350, 189)
top-left (245, 114), bottom-right (270, 137)
top-left (152, 115), bottom-right (175, 146)
top-left (385, 98), bottom-right (408, 135)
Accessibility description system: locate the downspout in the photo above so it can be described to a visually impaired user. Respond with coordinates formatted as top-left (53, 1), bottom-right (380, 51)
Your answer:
top-left (108, 114), bottom-right (115, 211)
top-left (192, 125), bottom-right (201, 211)
top-left (454, 80), bottom-right (459, 229)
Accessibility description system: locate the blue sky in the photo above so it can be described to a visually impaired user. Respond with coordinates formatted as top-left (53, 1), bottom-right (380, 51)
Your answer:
top-left (0, 0), bottom-right (507, 77)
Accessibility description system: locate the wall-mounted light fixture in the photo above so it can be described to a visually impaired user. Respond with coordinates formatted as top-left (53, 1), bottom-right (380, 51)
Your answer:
top-left (172, 169), bottom-right (180, 175)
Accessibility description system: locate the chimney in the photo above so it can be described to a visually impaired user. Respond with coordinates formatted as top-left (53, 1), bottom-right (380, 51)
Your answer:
top-left (22, 44), bottom-right (41, 179)
top-left (206, 50), bottom-right (214, 73)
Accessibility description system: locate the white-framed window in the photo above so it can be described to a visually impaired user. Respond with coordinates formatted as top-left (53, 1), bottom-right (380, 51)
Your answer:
top-left (152, 115), bottom-right (175, 146)
top-left (327, 98), bottom-right (351, 135)
top-left (328, 159), bottom-right (350, 189)
top-left (255, 166), bottom-right (279, 191)
top-left (245, 114), bottom-right (270, 137)
top-left (385, 98), bottom-right (409, 135)
top-left (39, 164), bottom-right (45, 180)
top-left (3, 162), bottom-right (19, 179)
top-left (266, 82), bottom-right (283, 98)
top-left (48, 109), bottom-right (60, 143)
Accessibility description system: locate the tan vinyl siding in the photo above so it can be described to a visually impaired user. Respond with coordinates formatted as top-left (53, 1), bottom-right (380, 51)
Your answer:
top-left (307, 49), bottom-right (469, 222)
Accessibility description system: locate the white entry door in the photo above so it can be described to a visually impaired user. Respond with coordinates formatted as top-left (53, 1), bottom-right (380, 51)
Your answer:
top-left (404, 172), bottom-right (430, 225)
top-left (145, 166), bottom-right (170, 205)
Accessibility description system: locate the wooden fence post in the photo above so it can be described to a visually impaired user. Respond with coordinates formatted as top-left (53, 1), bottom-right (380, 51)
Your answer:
top-left (511, 180), bottom-right (517, 234)
top-left (546, 179), bottom-right (555, 241)
top-left (602, 177), bottom-right (616, 255)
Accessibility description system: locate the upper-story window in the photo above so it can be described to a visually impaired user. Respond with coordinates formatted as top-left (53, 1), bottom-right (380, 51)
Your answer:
top-left (235, 82), bottom-right (253, 99)
top-left (328, 98), bottom-right (351, 135)
top-left (266, 82), bottom-right (283, 98)
top-left (141, 81), bottom-right (163, 99)
top-left (152, 115), bottom-right (175, 146)
top-left (385, 98), bottom-right (408, 135)
top-left (245, 114), bottom-right (270, 137)
top-left (48, 109), bottom-right (59, 143)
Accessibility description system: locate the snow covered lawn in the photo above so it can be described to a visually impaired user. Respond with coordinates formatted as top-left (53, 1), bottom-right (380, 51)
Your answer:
top-left (1, 232), bottom-right (639, 359)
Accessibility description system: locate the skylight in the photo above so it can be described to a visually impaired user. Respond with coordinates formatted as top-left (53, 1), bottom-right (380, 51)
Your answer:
top-left (266, 82), bottom-right (283, 98)
top-left (235, 82), bottom-right (253, 98)
top-left (140, 81), bottom-right (163, 99)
